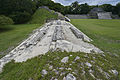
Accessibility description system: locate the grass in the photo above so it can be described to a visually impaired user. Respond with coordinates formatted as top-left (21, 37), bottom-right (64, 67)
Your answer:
top-left (0, 19), bottom-right (120, 80)
top-left (29, 8), bottom-right (58, 24)
top-left (0, 24), bottom-right (41, 58)
top-left (0, 52), bottom-right (118, 80)
top-left (71, 19), bottom-right (120, 79)
top-left (71, 19), bottom-right (120, 55)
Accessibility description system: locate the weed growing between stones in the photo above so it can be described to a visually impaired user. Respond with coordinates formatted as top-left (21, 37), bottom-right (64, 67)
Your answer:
top-left (0, 52), bottom-right (119, 80)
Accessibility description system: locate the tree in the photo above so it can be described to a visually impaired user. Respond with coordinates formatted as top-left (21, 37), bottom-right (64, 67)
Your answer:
top-left (69, 1), bottom-right (79, 14)
top-left (100, 4), bottom-right (114, 12)
top-left (68, 2), bottom-right (90, 14)
top-left (37, 0), bottom-right (65, 14)
top-left (71, 1), bottom-right (79, 8)
top-left (0, 0), bottom-right (36, 24)
top-left (64, 6), bottom-right (71, 14)
top-left (116, 2), bottom-right (120, 15)
top-left (79, 3), bottom-right (90, 14)
top-left (9, 12), bottom-right (31, 24)
top-left (0, 15), bottom-right (14, 25)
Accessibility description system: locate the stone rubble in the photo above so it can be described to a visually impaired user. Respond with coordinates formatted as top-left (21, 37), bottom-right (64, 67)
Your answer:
top-left (89, 69), bottom-right (96, 79)
top-left (61, 57), bottom-right (69, 63)
top-left (67, 68), bottom-right (72, 71)
top-left (63, 73), bottom-right (76, 80)
top-left (110, 70), bottom-right (118, 76)
top-left (90, 73), bottom-right (96, 79)
top-left (85, 62), bottom-right (92, 67)
top-left (49, 65), bottom-right (53, 70)
top-left (53, 69), bottom-right (59, 74)
top-left (29, 78), bottom-right (34, 80)
top-left (59, 67), bottom-right (64, 70)
top-left (42, 69), bottom-right (48, 75)
top-left (74, 56), bottom-right (80, 61)
top-left (0, 20), bottom-right (103, 72)
top-left (97, 66), bottom-right (111, 79)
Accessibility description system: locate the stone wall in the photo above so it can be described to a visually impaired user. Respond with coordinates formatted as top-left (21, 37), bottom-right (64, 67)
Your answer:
top-left (112, 15), bottom-right (120, 19)
top-left (66, 12), bottom-right (117, 19)
top-left (66, 15), bottom-right (89, 19)
top-left (97, 12), bottom-right (112, 19)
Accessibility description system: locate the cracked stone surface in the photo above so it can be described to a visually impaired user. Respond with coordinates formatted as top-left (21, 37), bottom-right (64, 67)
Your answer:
top-left (0, 20), bottom-right (103, 72)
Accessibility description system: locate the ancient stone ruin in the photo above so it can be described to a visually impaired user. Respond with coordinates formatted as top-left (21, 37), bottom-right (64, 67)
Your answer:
top-left (89, 7), bottom-right (112, 19)
top-left (66, 7), bottom-right (119, 19)
top-left (0, 20), bottom-right (103, 72)
top-left (97, 12), bottom-right (112, 19)
top-left (66, 14), bottom-right (89, 19)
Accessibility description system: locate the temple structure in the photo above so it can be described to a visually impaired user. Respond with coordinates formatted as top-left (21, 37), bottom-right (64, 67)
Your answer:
top-left (66, 7), bottom-right (119, 19)
top-left (89, 7), bottom-right (112, 19)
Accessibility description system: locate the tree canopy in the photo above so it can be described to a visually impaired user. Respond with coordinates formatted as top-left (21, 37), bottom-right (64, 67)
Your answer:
top-left (0, 0), bottom-right (120, 24)
top-left (0, 15), bottom-right (14, 25)
top-left (116, 2), bottom-right (120, 16)
top-left (0, 0), bottom-right (36, 24)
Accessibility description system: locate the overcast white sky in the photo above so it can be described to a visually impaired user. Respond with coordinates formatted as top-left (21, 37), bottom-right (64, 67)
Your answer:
top-left (51, 0), bottom-right (120, 6)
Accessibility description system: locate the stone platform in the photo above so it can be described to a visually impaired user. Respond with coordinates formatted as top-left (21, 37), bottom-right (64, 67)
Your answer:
top-left (0, 20), bottom-right (103, 72)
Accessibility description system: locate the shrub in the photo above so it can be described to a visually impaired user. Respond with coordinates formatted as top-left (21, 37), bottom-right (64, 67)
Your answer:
top-left (0, 15), bottom-right (14, 25)
top-left (119, 13), bottom-right (120, 17)
top-left (0, 0), bottom-right (36, 24)
top-left (10, 12), bottom-right (31, 24)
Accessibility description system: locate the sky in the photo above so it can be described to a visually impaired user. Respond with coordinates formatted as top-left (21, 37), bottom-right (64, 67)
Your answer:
top-left (51, 0), bottom-right (120, 6)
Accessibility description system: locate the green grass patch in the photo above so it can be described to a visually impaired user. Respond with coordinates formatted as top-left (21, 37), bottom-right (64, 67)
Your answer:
top-left (71, 19), bottom-right (120, 79)
top-left (29, 8), bottom-right (58, 24)
top-left (0, 24), bottom-right (41, 58)
top-left (71, 19), bottom-right (120, 55)
top-left (0, 52), bottom-right (118, 80)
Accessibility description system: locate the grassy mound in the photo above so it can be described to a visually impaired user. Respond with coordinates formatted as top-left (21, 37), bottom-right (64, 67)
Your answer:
top-left (29, 8), bottom-right (58, 24)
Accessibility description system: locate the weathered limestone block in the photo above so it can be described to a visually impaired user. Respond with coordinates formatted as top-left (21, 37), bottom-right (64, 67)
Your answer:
top-left (65, 16), bottom-right (71, 22)
top-left (61, 56), bottom-right (69, 63)
top-left (57, 21), bottom-right (61, 25)
top-left (25, 26), bottom-right (49, 47)
top-left (52, 26), bottom-right (64, 41)
top-left (69, 24), bottom-right (93, 42)
top-left (70, 27), bottom-right (84, 39)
